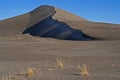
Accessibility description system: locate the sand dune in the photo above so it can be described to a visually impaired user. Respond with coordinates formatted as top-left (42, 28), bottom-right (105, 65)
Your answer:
top-left (0, 5), bottom-right (120, 80)
top-left (0, 5), bottom-right (120, 40)
top-left (0, 5), bottom-right (93, 40)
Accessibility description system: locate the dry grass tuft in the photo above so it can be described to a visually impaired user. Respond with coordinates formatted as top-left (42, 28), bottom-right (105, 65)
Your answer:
top-left (55, 57), bottom-right (64, 69)
top-left (78, 64), bottom-right (89, 76)
top-left (2, 76), bottom-right (14, 80)
top-left (26, 67), bottom-right (34, 77)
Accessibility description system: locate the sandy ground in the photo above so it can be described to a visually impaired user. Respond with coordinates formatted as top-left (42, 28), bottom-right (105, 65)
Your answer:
top-left (0, 29), bottom-right (120, 80)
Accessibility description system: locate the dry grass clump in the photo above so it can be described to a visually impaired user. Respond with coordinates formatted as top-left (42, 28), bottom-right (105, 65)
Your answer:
top-left (1, 67), bottom-right (34, 79)
top-left (55, 57), bottom-right (64, 69)
top-left (78, 64), bottom-right (89, 76)
top-left (26, 67), bottom-right (34, 77)
top-left (2, 76), bottom-right (15, 80)
top-left (16, 67), bottom-right (34, 77)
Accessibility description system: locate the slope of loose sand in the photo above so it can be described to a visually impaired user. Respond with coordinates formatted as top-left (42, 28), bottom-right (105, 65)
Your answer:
top-left (53, 8), bottom-right (89, 22)
top-left (0, 5), bottom-right (120, 80)
top-left (0, 5), bottom-right (55, 37)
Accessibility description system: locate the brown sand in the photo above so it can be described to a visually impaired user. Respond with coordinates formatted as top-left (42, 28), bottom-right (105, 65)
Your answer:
top-left (0, 5), bottom-right (120, 80)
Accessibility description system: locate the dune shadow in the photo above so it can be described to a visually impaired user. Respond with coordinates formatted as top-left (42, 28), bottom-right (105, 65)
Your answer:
top-left (22, 17), bottom-right (94, 41)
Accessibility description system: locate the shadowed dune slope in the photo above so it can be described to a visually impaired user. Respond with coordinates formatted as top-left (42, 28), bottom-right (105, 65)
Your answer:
top-left (22, 16), bottom-right (93, 40)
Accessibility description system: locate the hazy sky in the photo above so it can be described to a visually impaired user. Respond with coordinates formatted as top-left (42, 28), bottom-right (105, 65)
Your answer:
top-left (0, 0), bottom-right (120, 24)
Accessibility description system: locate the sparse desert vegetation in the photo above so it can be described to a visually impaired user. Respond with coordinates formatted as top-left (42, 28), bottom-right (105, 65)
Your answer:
top-left (0, 58), bottom-right (120, 80)
top-left (26, 67), bottom-right (34, 77)
top-left (77, 64), bottom-right (89, 76)
top-left (55, 57), bottom-right (64, 69)
top-left (1, 75), bottom-right (15, 80)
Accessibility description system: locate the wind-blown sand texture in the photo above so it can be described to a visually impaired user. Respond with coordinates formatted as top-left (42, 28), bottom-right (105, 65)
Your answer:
top-left (0, 5), bottom-right (120, 80)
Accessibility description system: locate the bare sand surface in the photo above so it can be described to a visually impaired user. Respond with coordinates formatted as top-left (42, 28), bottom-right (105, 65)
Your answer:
top-left (0, 5), bottom-right (120, 80)
top-left (0, 22), bottom-right (120, 80)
